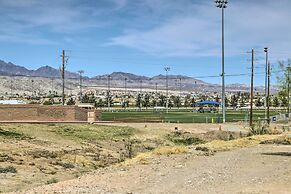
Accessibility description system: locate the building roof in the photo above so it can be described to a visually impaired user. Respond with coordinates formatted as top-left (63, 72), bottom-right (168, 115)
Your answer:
top-left (195, 101), bottom-right (220, 105)
top-left (0, 100), bottom-right (26, 105)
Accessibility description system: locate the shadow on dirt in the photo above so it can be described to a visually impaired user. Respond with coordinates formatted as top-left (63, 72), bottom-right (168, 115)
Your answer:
top-left (262, 152), bottom-right (291, 157)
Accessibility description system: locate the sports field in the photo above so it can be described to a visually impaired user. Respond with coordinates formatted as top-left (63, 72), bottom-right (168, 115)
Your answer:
top-left (101, 110), bottom-right (278, 123)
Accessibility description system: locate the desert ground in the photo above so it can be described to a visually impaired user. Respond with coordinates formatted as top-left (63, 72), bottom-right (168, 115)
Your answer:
top-left (0, 122), bottom-right (290, 194)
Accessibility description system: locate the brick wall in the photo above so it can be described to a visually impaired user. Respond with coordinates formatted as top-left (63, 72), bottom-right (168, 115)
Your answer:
top-left (0, 105), bottom-right (92, 121)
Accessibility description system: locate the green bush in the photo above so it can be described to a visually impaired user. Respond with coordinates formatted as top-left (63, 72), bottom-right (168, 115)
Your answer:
top-left (0, 166), bottom-right (17, 173)
top-left (167, 131), bottom-right (204, 145)
top-left (46, 178), bottom-right (58, 184)
top-left (43, 100), bottom-right (53, 105)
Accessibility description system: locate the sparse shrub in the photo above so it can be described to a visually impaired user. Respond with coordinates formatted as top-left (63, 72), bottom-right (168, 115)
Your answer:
top-left (167, 131), bottom-right (204, 145)
top-left (229, 133), bottom-right (235, 140)
top-left (46, 178), bottom-right (58, 184)
top-left (43, 100), bottom-right (53, 105)
top-left (260, 136), bottom-right (291, 145)
top-left (0, 166), bottom-right (17, 173)
top-left (0, 128), bottom-right (26, 139)
top-left (249, 120), bottom-right (271, 135)
top-left (59, 162), bottom-right (74, 169)
top-left (195, 146), bottom-right (209, 152)
top-left (0, 154), bottom-right (14, 162)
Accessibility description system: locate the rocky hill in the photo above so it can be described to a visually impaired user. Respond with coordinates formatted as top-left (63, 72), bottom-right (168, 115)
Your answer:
top-left (0, 59), bottom-right (273, 94)
top-left (0, 60), bottom-right (79, 78)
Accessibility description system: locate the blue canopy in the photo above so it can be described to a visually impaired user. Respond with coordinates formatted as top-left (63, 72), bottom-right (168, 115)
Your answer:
top-left (195, 101), bottom-right (220, 105)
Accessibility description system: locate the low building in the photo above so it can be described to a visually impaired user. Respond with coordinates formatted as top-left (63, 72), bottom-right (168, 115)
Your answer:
top-left (0, 100), bottom-right (26, 105)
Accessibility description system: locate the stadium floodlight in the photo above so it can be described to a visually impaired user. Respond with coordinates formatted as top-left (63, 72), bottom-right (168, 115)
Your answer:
top-left (215, 0), bottom-right (228, 123)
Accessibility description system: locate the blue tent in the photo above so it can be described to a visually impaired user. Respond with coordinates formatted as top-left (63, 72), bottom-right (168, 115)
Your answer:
top-left (195, 101), bottom-right (220, 105)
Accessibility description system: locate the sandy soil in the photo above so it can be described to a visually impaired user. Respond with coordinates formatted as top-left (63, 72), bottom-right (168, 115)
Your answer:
top-left (97, 122), bottom-right (248, 133)
top-left (21, 144), bottom-right (291, 194)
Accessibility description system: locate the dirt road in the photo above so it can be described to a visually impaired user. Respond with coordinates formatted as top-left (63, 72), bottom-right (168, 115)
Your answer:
top-left (21, 144), bottom-right (291, 194)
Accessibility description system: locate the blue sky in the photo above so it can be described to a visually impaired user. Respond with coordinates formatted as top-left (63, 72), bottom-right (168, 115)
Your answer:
top-left (0, 0), bottom-right (290, 86)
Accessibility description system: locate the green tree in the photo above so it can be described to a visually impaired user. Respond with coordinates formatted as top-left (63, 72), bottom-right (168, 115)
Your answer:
top-left (81, 94), bottom-right (90, 103)
top-left (225, 96), bottom-right (229, 107)
top-left (143, 93), bottom-right (150, 109)
top-left (158, 95), bottom-right (166, 107)
top-left (151, 99), bottom-right (157, 107)
top-left (255, 97), bottom-right (263, 107)
top-left (184, 94), bottom-right (191, 107)
top-left (136, 94), bottom-right (142, 108)
top-left (230, 95), bottom-right (238, 109)
top-left (277, 60), bottom-right (290, 111)
top-left (278, 91), bottom-right (288, 107)
top-left (172, 96), bottom-right (181, 108)
top-left (272, 96), bottom-right (280, 107)
top-left (191, 97), bottom-right (196, 107)
top-left (67, 97), bottom-right (75, 105)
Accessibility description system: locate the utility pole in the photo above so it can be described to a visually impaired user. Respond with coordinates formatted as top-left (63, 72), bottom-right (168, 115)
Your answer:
top-left (155, 83), bottom-right (158, 107)
top-left (107, 75), bottom-right (111, 111)
top-left (78, 70), bottom-right (84, 101)
top-left (287, 66), bottom-right (290, 116)
top-left (10, 80), bottom-right (13, 97)
top-left (31, 80), bottom-right (34, 97)
top-left (60, 50), bottom-right (68, 106)
top-left (215, 0), bottom-right (227, 123)
top-left (264, 47), bottom-right (268, 121)
top-left (250, 49), bottom-right (254, 128)
top-left (164, 66), bottom-right (170, 113)
top-left (51, 78), bottom-right (54, 97)
top-left (267, 61), bottom-right (270, 124)
top-left (124, 78), bottom-right (127, 108)
top-left (179, 78), bottom-right (182, 97)
top-left (139, 79), bottom-right (142, 111)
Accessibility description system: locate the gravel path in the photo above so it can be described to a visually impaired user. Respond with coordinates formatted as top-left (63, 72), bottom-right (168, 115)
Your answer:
top-left (19, 144), bottom-right (291, 194)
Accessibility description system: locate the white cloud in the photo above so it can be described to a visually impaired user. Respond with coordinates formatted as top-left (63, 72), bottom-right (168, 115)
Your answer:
top-left (0, 0), bottom-right (125, 44)
top-left (109, 0), bottom-right (291, 59)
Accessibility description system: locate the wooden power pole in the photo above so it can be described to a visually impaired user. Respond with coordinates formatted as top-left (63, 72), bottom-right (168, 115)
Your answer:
top-left (250, 49), bottom-right (254, 128)
top-left (78, 70), bottom-right (84, 101)
top-left (267, 62), bottom-right (270, 124)
top-left (61, 50), bottom-right (65, 106)
top-left (287, 66), bottom-right (290, 116)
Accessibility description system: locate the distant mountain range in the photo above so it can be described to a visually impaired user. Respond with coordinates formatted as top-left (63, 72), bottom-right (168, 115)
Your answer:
top-left (0, 60), bottom-right (79, 78)
top-left (0, 59), bottom-right (269, 93)
top-left (0, 60), bottom-right (207, 84)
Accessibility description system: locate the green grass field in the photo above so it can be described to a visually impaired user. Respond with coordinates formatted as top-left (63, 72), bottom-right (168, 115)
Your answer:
top-left (102, 110), bottom-right (278, 123)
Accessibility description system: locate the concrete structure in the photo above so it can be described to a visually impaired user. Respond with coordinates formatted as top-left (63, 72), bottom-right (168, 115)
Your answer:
top-left (0, 100), bottom-right (26, 105)
top-left (0, 105), bottom-right (101, 122)
top-left (87, 110), bottom-right (101, 123)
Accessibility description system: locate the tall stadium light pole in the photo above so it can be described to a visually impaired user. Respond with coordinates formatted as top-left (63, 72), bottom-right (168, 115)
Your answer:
top-left (164, 66), bottom-right (170, 113)
top-left (267, 62), bottom-right (270, 124)
top-left (264, 47), bottom-right (268, 121)
top-left (78, 70), bottom-right (84, 101)
top-left (215, 0), bottom-right (227, 123)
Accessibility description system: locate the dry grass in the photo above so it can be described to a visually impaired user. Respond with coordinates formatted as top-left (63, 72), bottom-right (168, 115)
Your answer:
top-left (200, 135), bottom-right (280, 151)
top-left (123, 146), bottom-right (189, 166)
top-left (153, 146), bottom-right (188, 155)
